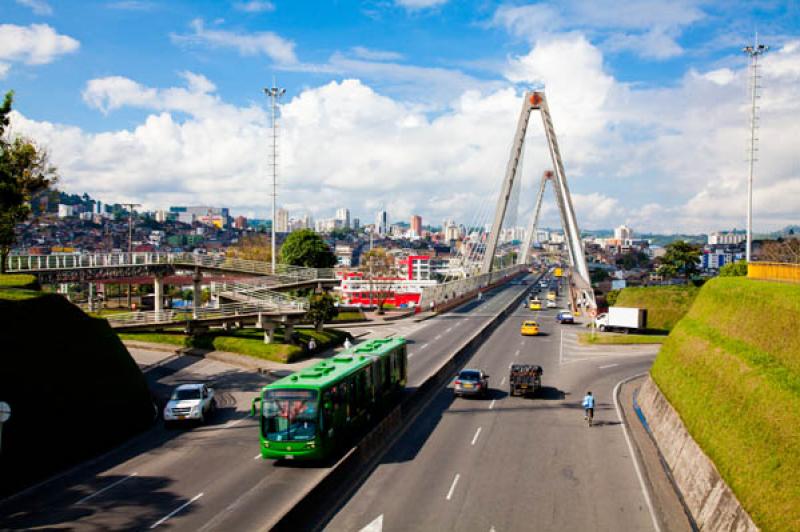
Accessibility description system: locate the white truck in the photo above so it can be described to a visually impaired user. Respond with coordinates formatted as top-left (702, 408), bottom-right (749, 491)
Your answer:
top-left (594, 307), bottom-right (647, 333)
top-left (163, 383), bottom-right (216, 424)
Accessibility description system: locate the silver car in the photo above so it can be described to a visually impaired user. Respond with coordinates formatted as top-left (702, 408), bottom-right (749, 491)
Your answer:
top-left (454, 369), bottom-right (490, 398)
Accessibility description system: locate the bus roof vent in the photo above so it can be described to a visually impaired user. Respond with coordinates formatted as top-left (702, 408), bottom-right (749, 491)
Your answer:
top-left (290, 375), bottom-right (298, 382)
top-left (301, 371), bottom-right (322, 379)
top-left (333, 355), bottom-right (353, 363)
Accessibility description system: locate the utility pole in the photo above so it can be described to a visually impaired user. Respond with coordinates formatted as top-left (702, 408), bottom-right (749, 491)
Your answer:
top-left (743, 35), bottom-right (768, 263)
top-left (264, 81), bottom-right (286, 274)
top-left (121, 202), bottom-right (141, 309)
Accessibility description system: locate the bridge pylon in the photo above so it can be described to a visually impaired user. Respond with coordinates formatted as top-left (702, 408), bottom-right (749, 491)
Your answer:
top-left (482, 90), bottom-right (595, 309)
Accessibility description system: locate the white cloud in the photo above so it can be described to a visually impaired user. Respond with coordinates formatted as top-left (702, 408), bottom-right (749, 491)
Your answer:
top-left (9, 37), bottom-right (800, 233)
top-left (107, 1), bottom-right (157, 10)
top-left (492, 0), bottom-right (704, 60)
top-left (15, 0), bottom-right (53, 16)
top-left (395, 0), bottom-right (448, 10)
top-left (0, 24), bottom-right (79, 67)
top-left (350, 46), bottom-right (404, 62)
top-left (233, 1), bottom-right (275, 13)
top-left (0, 63), bottom-right (9, 79)
top-left (171, 18), bottom-right (297, 65)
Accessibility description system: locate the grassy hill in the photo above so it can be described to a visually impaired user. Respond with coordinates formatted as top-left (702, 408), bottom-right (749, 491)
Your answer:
top-left (651, 277), bottom-right (800, 531)
top-left (615, 284), bottom-right (699, 331)
top-left (0, 275), bottom-right (153, 496)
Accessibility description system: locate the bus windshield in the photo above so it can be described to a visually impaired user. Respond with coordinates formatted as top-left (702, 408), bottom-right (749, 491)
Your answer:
top-left (262, 389), bottom-right (318, 442)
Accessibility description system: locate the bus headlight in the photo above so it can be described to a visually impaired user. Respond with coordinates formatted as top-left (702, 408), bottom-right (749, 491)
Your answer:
top-left (306, 442), bottom-right (315, 448)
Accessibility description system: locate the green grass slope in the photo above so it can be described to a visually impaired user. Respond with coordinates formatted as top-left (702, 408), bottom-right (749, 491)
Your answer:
top-left (651, 277), bottom-right (800, 531)
top-left (615, 285), bottom-right (699, 331)
top-left (0, 291), bottom-right (154, 497)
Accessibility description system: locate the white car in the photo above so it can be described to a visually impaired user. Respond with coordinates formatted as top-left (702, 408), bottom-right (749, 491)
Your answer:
top-left (546, 299), bottom-right (557, 308)
top-left (163, 383), bottom-right (216, 424)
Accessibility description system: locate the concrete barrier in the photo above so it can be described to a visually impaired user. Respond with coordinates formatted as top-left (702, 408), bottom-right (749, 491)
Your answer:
top-left (270, 271), bottom-right (539, 531)
top-left (637, 376), bottom-right (758, 532)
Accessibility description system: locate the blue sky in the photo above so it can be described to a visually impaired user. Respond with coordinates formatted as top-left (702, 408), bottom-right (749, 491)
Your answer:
top-left (2, 0), bottom-right (799, 232)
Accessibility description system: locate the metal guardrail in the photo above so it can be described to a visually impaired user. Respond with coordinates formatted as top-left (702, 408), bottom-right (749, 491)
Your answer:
top-left (748, 261), bottom-right (800, 283)
top-left (6, 252), bottom-right (336, 281)
top-left (418, 264), bottom-right (527, 309)
top-left (106, 298), bottom-right (308, 329)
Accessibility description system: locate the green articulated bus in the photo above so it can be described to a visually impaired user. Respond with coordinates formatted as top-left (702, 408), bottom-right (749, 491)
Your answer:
top-left (251, 337), bottom-right (407, 460)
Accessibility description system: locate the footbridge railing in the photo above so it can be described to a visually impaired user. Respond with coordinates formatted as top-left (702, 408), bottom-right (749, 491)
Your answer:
top-left (106, 298), bottom-right (308, 330)
top-left (6, 252), bottom-right (337, 281)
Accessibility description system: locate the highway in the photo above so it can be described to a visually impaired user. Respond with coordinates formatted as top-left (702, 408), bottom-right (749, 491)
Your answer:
top-left (0, 276), bottom-right (533, 531)
top-left (326, 286), bottom-right (661, 532)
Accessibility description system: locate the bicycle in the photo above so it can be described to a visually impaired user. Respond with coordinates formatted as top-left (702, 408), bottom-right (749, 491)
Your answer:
top-left (585, 407), bottom-right (594, 427)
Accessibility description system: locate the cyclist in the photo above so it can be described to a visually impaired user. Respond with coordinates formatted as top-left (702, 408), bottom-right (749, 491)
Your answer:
top-left (582, 391), bottom-right (595, 425)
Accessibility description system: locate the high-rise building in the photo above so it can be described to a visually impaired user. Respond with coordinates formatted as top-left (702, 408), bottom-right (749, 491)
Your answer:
top-left (275, 208), bottom-right (289, 233)
top-left (234, 216), bottom-right (248, 230)
top-left (352, 217), bottom-right (360, 231)
top-left (335, 208), bottom-right (351, 229)
top-left (614, 225), bottom-right (633, 242)
top-left (410, 215), bottom-right (422, 236)
top-left (376, 210), bottom-right (388, 235)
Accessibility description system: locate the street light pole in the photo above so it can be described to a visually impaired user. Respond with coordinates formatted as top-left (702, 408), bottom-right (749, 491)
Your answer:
top-left (121, 202), bottom-right (141, 309)
top-left (264, 82), bottom-right (286, 274)
top-left (743, 35), bottom-right (768, 263)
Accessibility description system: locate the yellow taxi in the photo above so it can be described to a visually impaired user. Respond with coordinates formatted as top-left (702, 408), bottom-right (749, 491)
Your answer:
top-left (529, 299), bottom-right (542, 311)
top-left (520, 320), bottom-right (540, 336)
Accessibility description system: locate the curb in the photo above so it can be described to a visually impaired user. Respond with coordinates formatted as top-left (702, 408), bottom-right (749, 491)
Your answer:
top-left (270, 271), bottom-right (540, 531)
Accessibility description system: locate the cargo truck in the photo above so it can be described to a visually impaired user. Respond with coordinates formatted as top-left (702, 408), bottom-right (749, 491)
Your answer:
top-left (594, 307), bottom-right (647, 333)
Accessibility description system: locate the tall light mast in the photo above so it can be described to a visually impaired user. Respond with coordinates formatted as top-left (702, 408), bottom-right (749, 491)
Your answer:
top-left (743, 36), bottom-right (768, 263)
top-left (264, 82), bottom-right (286, 273)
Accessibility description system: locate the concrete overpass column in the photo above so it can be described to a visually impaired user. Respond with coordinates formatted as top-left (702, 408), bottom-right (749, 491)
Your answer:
top-left (192, 269), bottom-right (202, 319)
top-left (262, 322), bottom-right (276, 344)
top-left (88, 282), bottom-right (95, 312)
top-left (285, 322), bottom-right (295, 344)
top-left (154, 275), bottom-right (164, 319)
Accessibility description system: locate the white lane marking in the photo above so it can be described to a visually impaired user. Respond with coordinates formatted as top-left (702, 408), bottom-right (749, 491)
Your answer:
top-left (489, 399), bottom-right (496, 410)
top-left (420, 343), bottom-right (428, 349)
top-left (514, 349), bottom-right (520, 357)
top-left (500, 376), bottom-right (506, 386)
top-left (519, 340), bottom-right (524, 346)
top-left (254, 454), bottom-right (261, 460)
top-left (359, 514), bottom-right (383, 532)
top-left (150, 492), bottom-right (204, 529)
top-left (435, 334), bottom-right (442, 340)
top-left (75, 473), bottom-right (138, 505)
top-left (613, 374), bottom-right (662, 532)
top-left (599, 363), bottom-right (619, 369)
top-left (445, 474), bottom-right (460, 501)
top-left (471, 427), bottom-right (482, 446)
top-left (446, 327), bottom-right (453, 333)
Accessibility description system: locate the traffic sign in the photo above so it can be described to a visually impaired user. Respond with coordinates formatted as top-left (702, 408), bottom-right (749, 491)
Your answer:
top-left (0, 402), bottom-right (10, 423)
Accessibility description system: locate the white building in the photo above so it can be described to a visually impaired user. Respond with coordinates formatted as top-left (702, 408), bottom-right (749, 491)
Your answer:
top-left (614, 224), bottom-right (633, 242)
top-left (315, 218), bottom-right (343, 233)
top-left (275, 208), bottom-right (289, 233)
top-left (335, 208), bottom-right (351, 230)
top-left (708, 231), bottom-right (746, 245)
top-left (57, 204), bottom-right (74, 218)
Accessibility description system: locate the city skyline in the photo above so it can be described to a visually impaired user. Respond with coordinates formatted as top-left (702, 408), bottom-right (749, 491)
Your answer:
top-left (2, 1), bottom-right (798, 233)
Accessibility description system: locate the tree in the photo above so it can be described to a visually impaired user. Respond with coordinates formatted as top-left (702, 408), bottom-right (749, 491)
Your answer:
top-left (0, 91), bottom-right (58, 273)
top-left (227, 233), bottom-right (272, 263)
top-left (719, 260), bottom-right (748, 277)
top-left (656, 240), bottom-right (700, 279)
top-left (279, 229), bottom-right (336, 268)
top-left (758, 239), bottom-right (800, 264)
top-left (306, 292), bottom-right (338, 332)
top-left (360, 247), bottom-right (398, 314)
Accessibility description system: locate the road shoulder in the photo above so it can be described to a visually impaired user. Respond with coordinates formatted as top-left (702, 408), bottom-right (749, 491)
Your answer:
top-left (619, 375), bottom-right (695, 532)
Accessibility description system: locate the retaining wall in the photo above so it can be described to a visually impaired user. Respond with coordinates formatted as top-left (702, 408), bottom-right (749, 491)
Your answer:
top-left (637, 376), bottom-right (758, 532)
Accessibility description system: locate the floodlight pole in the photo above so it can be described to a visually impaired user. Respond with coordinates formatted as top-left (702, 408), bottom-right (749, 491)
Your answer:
top-left (265, 82), bottom-right (286, 274)
top-left (743, 35), bottom-right (768, 263)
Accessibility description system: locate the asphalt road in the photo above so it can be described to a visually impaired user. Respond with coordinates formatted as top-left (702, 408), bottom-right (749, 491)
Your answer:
top-left (326, 288), bottom-right (661, 532)
top-left (0, 275), bottom-right (534, 531)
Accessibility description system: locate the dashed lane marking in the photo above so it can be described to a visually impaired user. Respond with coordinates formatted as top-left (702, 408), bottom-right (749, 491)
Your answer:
top-left (150, 492), bottom-right (204, 529)
top-left (514, 349), bottom-right (520, 357)
top-left (599, 363), bottom-right (619, 369)
top-left (500, 376), bottom-right (506, 386)
top-left (489, 399), bottom-right (496, 410)
top-left (446, 474), bottom-right (460, 501)
top-left (471, 427), bottom-right (482, 446)
top-left (75, 473), bottom-right (138, 505)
